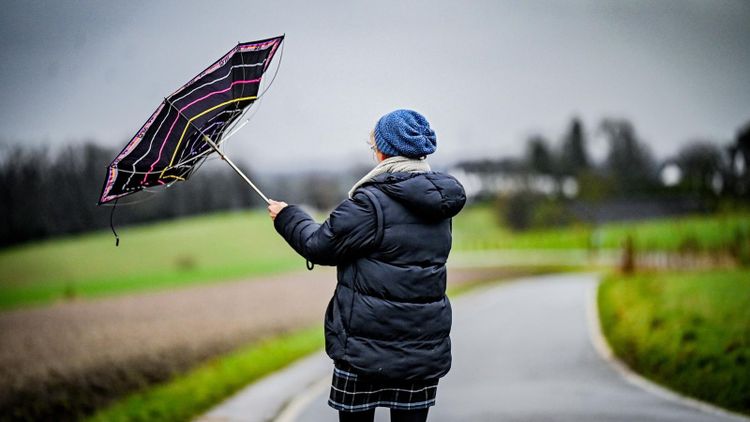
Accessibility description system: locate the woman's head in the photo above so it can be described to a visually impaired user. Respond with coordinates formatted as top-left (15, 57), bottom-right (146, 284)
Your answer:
top-left (372, 109), bottom-right (437, 159)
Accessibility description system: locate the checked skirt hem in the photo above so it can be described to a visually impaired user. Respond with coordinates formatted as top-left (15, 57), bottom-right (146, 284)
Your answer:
top-left (328, 360), bottom-right (439, 412)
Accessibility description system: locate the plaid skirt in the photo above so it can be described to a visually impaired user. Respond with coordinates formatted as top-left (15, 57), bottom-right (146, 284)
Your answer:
top-left (328, 360), bottom-right (439, 412)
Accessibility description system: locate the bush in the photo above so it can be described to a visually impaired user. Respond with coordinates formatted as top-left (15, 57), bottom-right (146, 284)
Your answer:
top-left (496, 191), bottom-right (575, 231)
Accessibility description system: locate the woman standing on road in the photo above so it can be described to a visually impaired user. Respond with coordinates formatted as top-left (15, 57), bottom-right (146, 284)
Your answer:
top-left (268, 109), bottom-right (466, 422)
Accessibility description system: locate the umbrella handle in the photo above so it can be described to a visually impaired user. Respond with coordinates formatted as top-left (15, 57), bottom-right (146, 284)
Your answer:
top-left (202, 135), bottom-right (271, 205)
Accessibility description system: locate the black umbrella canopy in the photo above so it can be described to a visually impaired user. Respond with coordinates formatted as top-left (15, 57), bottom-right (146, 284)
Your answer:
top-left (99, 35), bottom-right (284, 204)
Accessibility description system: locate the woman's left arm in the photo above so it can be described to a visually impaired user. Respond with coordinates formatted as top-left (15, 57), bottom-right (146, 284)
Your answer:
top-left (271, 192), bottom-right (377, 266)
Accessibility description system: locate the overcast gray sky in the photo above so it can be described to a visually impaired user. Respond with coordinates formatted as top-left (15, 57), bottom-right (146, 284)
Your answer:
top-left (1, 0), bottom-right (749, 172)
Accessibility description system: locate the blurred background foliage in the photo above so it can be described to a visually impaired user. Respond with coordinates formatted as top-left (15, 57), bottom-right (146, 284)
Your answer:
top-left (2, 116), bottom-right (748, 249)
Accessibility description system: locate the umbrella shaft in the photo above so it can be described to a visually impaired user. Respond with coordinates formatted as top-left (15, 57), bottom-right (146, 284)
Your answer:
top-left (202, 135), bottom-right (271, 205)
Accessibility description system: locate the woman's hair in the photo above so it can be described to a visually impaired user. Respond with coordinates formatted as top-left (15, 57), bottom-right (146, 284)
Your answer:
top-left (369, 130), bottom-right (392, 159)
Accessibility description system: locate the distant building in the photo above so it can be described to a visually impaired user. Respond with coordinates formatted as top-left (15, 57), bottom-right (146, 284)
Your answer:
top-left (449, 159), bottom-right (577, 200)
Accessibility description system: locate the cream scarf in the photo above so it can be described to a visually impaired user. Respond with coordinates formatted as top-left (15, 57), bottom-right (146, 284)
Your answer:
top-left (348, 156), bottom-right (431, 198)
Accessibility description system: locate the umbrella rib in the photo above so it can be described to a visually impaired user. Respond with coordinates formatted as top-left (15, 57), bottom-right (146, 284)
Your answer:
top-left (163, 97), bottom-right (270, 204)
top-left (174, 114), bottom-right (233, 166)
top-left (222, 40), bottom-right (283, 137)
top-left (160, 91), bottom-right (258, 176)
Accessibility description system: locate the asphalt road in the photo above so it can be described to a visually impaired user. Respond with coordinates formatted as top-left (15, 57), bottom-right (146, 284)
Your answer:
top-left (289, 273), bottom-right (742, 422)
top-left (201, 273), bottom-right (746, 422)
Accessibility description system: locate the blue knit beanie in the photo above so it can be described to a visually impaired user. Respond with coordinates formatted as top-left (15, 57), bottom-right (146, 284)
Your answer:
top-left (374, 109), bottom-right (437, 158)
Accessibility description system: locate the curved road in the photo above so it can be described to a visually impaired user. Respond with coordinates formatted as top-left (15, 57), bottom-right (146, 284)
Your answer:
top-left (201, 273), bottom-right (746, 422)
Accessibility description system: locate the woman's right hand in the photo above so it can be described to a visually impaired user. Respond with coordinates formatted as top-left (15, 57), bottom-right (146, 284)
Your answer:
top-left (267, 199), bottom-right (288, 221)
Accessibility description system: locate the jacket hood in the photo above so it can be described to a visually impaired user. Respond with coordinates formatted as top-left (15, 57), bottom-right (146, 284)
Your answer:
top-left (365, 172), bottom-right (466, 220)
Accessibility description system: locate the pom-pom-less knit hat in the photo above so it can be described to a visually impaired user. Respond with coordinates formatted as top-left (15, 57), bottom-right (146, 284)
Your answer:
top-left (374, 109), bottom-right (437, 158)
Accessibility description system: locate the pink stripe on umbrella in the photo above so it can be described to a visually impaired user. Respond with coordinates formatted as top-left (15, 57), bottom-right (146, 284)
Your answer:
top-left (141, 78), bottom-right (260, 184)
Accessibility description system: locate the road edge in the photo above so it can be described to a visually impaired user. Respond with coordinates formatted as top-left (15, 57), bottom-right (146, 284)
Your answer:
top-left (274, 372), bottom-right (330, 422)
top-left (195, 351), bottom-right (331, 422)
top-left (585, 279), bottom-right (750, 422)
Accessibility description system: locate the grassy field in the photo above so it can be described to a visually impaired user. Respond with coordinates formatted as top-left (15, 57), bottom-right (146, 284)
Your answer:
top-left (1, 205), bottom-right (748, 310)
top-left (86, 325), bottom-right (324, 422)
top-left (453, 205), bottom-right (750, 252)
top-left (0, 210), bottom-right (302, 309)
top-left (598, 269), bottom-right (750, 415)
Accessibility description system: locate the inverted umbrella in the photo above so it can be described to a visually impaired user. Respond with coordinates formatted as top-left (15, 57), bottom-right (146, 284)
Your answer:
top-left (98, 35), bottom-right (284, 206)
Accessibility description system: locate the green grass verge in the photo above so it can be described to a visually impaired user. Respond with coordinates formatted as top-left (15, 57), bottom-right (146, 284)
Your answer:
top-left (453, 205), bottom-right (750, 252)
top-left (598, 269), bottom-right (750, 415)
top-left (86, 325), bottom-right (324, 422)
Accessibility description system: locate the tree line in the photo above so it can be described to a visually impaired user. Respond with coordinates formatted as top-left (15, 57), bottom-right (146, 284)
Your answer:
top-left (456, 117), bottom-right (750, 230)
top-left (2, 117), bottom-right (748, 246)
top-left (0, 143), bottom-right (265, 248)
top-left (525, 117), bottom-right (749, 199)
top-left (0, 141), bottom-right (368, 248)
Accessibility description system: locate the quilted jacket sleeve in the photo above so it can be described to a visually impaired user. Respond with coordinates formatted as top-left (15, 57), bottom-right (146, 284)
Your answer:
top-left (273, 191), bottom-right (378, 266)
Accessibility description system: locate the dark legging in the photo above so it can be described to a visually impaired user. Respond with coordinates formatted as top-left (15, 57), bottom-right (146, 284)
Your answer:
top-left (338, 407), bottom-right (429, 422)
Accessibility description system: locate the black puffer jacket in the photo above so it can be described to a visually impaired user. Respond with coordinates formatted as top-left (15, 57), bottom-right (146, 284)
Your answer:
top-left (274, 171), bottom-right (466, 380)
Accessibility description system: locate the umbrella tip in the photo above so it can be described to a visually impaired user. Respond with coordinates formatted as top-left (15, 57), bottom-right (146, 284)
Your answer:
top-left (110, 199), bottom-right (120, 247)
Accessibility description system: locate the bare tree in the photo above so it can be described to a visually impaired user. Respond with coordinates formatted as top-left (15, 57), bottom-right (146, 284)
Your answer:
top-left (525, 135), bottom-right (556, 175)
top-left (559, 117), bottom-right (589, 176)
top-left (675, 141), bottom-right (725, 195)
top-left (599, 118), bottom-right (658, 195)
